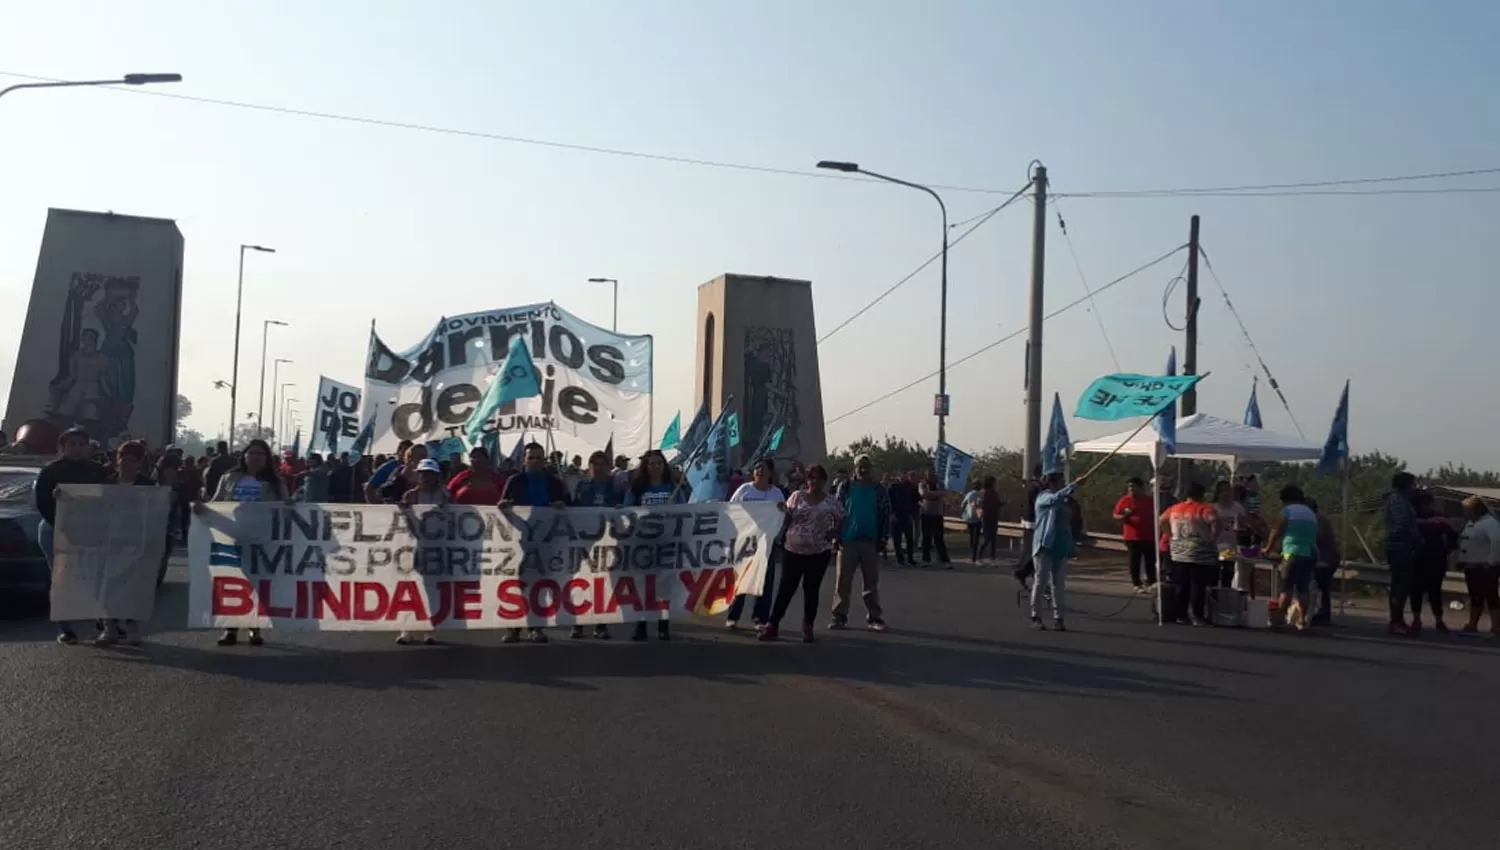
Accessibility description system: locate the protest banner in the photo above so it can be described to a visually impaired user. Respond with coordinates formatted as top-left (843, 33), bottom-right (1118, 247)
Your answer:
top-left (932, 441), bottom-right (974, 492)
top-left (363, 302), bottom-right (652, 460)
top-left (309, 376), bottom-right (362, 456)
top-left (50, 484), bottom-right (172, 621)
top-left (187, 500), bottom-right (783, 631)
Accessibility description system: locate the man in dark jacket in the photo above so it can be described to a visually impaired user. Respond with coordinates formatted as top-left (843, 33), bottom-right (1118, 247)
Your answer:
top-left (204, 441), bottom-right (235, 499)
top-left (34, 427), bottom-right (109, 643)
top-left (498, 441), bottom-right (569, 644)
top-left (887, 470), bottom-right (920, 565)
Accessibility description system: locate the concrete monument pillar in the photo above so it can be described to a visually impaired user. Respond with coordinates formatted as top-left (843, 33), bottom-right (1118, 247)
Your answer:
top-left (694, 274), bottom-right (826, 467)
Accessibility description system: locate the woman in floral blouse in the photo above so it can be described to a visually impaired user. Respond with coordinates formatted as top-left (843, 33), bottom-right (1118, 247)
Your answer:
top-left (760, 464), bottom-right (843, 643)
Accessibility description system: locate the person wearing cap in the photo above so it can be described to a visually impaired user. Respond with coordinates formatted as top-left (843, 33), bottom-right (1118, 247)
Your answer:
top-left (612, 454), bottom-right (631, 496)
top-left (393, 458), bottom-right (449, 646)
top-left (35, 426), bottom-right (109, 644)
top-left (830, 453), bottom-right (890, 631)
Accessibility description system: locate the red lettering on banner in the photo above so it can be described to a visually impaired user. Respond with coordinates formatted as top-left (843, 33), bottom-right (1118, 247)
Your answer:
top-left (497, 580), bottom-right (526, 619)
top-left (613, 576), bottom-right (642, 612)
top-left (212, 576), bottom-right (254, 616)
top-left (354, 582), bottom-right (391, 620)
top-left (453, 581), bottom-right (482, 621)
top-left (531, 580), bottom-right (562, 618)
top-left (294, 581), bottom-right (309, 619)
top-left (704, 568), bottom-right (737, 611)
top-left (680, 569), bottom-right (714, 611)
top-left (563, 578), bottom-right (592, 615)
top-left (313, 582), bottom-right (350, 620)
top-left (644, 574), bottom-right (670, 611)
top-left (256, 580), bottom-right (293, 618)
top-left (387, 581), bottom-right (430, 622)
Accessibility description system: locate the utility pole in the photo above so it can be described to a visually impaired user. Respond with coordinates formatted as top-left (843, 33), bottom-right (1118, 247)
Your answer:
top-left (1182, 214), bottom-right (1201, 415)
top-left (1021, 164), bottom-right (1048, 478)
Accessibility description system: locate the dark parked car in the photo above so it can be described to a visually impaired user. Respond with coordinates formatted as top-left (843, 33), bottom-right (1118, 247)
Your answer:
top-left (0, 466), bottom-right (48, 611)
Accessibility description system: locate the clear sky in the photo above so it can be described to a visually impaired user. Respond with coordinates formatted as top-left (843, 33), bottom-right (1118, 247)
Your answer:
top-left (2, 0), bottom-right (1497, 470)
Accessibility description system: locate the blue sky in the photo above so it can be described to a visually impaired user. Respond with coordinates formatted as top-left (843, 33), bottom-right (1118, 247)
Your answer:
top-left (1, 0), bottom-right (1497, 470)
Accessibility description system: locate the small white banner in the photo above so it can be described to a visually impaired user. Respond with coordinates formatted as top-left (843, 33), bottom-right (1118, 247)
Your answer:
top-left (50, 485), bottom-right (172, 621)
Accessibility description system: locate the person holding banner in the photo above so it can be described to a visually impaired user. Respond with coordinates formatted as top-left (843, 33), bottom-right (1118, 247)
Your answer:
top-left (569, 450), bottom-right (622, 640)
top-left (100, 439), bottom-right (155, 646)
top-left (446, 446), bottom-right (505, 506)
top-left (364, 439), bottom-right (413, 503)
top-left (761, 464), bottom-right (841, 643)
top-left (622, 449), bottom-right (685, 641)
top-left (498, 442), bottom-right (570, 644)
top-left (35, 426), bottom-right (110, 644)
top-left (725, 457), bottom-right (787, 632)
top-left (200, 438), bottom-right (288, 647)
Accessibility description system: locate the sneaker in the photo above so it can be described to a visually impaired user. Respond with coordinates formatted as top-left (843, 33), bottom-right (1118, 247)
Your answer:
top-left (1030, 617), bottom-right (1046, 630)
top-left (657, 622), bottom-right (671, 641)
top-left (867, 619), bottom-right (888, 633)
top-left (631, 622), bottom-right (648, 641)
top-left (1461, 623), bottom-right (1479, 635)
top-left (501, 629), bottom-right (521, 644)
top-left (56, 631), bottom-right (79, 646)
top-left (1409, 619), bottom-right (1423, 638)
top-left (1053, 619), bottom-right (1066, 632)
top-left (526, 628), bottom-right (548, 644)
top-left (1132, 584), bottom-right (1145, 594)
top-left (92, 629), bottom-right (116, 648)
top-left (827, 619), bottom-right (848, 631)
top-left (1388, 621), bottom-right (1409, 637)
top-left (395, 632), bottom-right (413, 646)
top-left (422, 635), bottom-right (437, 645)
top-left (569, 626), bottom-right (585, 640)
top-left (1434, 621), bottom-right (1450, 635)
top-left (123, 627), bottom-right (143, 647)
top-left (724, 619), bottom-right (739, 631)
top-left (592, 625), bottom-right (610, 640)
top-left (757, 624), bottom-right (780, 642)
top-left (216, 630), bottom-right (238, 647)
top-left (801, 625), bottom-right (815, 643)
top-left (1190, 617), bottom-right (1209, 628)
top-left (247, 630), bottom-right (265, 647)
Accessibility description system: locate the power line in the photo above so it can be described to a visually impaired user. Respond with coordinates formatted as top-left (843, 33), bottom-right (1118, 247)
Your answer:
top-left (1196, 247), bottom-right (1305, 437)
top-left (816, 182), bottom-right (1031, 345)
top-left (825, 243), bottom-right (1189, 426)
top-left (4, 69), bottom-right (1500, 201)
top-left (1053, 199), bottom-right (1119, 369)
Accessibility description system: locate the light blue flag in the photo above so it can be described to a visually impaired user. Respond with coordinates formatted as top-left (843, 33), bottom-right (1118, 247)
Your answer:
top-left (671, 402), bottom-right (711, 464)
top-left (437, 435), bottom-right (467, 461)
top-left (686, 408), bottom-right (734, 502)
top-left (347, 414), bottom-right (375, 459)
top-left (1317, 380), bottom-right (1349, 476)
top-left (746, 420), bottom-right (785, 463)
top-left (464, 336), bottom-right (541, 441)
top-left (1152, 347), bottom-right (1178, 454)
top-left (1244, 378), bottom-right (1264, 428)
top-left (932, 441), bottom-right (975, 492)
top-left (508, 431), bottom-right (529, 466)
top-left (479, 428), bottom-right (500, 463)
top-left (1041, 392), bottom-right (1071, 475)
top-left (1074, 369), bottom-right (1202, 423)
top-left (726, 413), bottom-right (741, 447)
top-left (659, 412), bottom-right (682, 451)
top-left (767, 424), bottom-right (785, 452)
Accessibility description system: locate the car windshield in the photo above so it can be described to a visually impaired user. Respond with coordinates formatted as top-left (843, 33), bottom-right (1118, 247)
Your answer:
top-left (0, 471), bottom-right (39, 503)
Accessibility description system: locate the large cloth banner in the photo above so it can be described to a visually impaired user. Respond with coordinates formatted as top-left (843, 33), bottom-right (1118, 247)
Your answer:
top-left (364, 302), bottom-right (652, 460)
top-left (187, 501), bottom-right (782, 631)
top-left (50, 485), bottom-right (172, 621)
top-left (308, 375), bottom-right (362, 457)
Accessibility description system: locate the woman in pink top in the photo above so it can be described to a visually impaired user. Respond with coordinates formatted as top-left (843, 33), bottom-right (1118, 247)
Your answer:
top-left (760, 464), bottom-right (844, 643)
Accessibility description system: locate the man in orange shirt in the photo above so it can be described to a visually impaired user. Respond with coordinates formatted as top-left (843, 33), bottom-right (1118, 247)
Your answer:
top-left (1162, 481), bottom-right (1220, 626)
top-left (1112, 477), bottom-right (1157, 592)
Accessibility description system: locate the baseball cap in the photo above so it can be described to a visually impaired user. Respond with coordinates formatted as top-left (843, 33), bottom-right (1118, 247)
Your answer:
top-left (416, 458), bottom-right (441, 473)
top-left (854, 453), bottom-right (872, 466)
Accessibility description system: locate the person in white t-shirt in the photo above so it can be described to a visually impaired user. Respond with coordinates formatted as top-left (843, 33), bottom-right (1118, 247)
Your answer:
top-left (1458, 496), bottom-right (1500, 634)
top-left (725, 457), bottom-right (787, 631)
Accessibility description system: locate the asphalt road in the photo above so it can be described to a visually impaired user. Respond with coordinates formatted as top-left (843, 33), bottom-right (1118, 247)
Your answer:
top-left (3, 554), bottom-right (1496, 850)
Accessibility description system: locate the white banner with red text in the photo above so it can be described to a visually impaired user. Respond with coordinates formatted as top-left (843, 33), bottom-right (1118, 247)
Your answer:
top-left (187, 501), bottom-right (781, 630)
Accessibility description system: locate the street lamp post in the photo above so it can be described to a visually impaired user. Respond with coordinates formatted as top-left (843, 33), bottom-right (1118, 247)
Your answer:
top-left (231, 244), bottom-right (275, 448)
top-left (280, 390), bottom-right (297, 452)
top-left (269, 358), bottom-right (293, 448)
top-left (586, 277), bottom-right (620, 331)
top-left (817, 160), bottom-right (950, 446)
top-left (0, 72), bottom-right (182, 102)
top-left (256, 318), bottom-right (289, 440)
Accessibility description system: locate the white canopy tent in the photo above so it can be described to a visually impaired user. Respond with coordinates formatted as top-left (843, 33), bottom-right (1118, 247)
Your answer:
top-left (1071, 414), bottom-right (1326, 625)
top-left (1071, 413), bottom-right (1324, 467)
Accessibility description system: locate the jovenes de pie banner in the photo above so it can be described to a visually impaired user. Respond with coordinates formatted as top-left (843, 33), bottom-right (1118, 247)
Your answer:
top-left (188, 501), bottom-right (781, 630)
top-left (363, 302), bottom-right (652, 459)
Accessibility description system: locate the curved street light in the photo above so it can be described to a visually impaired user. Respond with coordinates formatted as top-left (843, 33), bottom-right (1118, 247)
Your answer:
top-left (0, 73), bottom-right (182, 101)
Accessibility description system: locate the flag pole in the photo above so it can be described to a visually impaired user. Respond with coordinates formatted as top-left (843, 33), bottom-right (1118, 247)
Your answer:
top-left (1075, 415), bottom-right (1160, 484)
top-left (1338, 455), bottom-right (1351, 616)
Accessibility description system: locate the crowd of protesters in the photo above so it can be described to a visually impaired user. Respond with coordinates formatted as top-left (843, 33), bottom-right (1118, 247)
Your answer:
top-left (34, 425), bottom-right (1500, 649)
